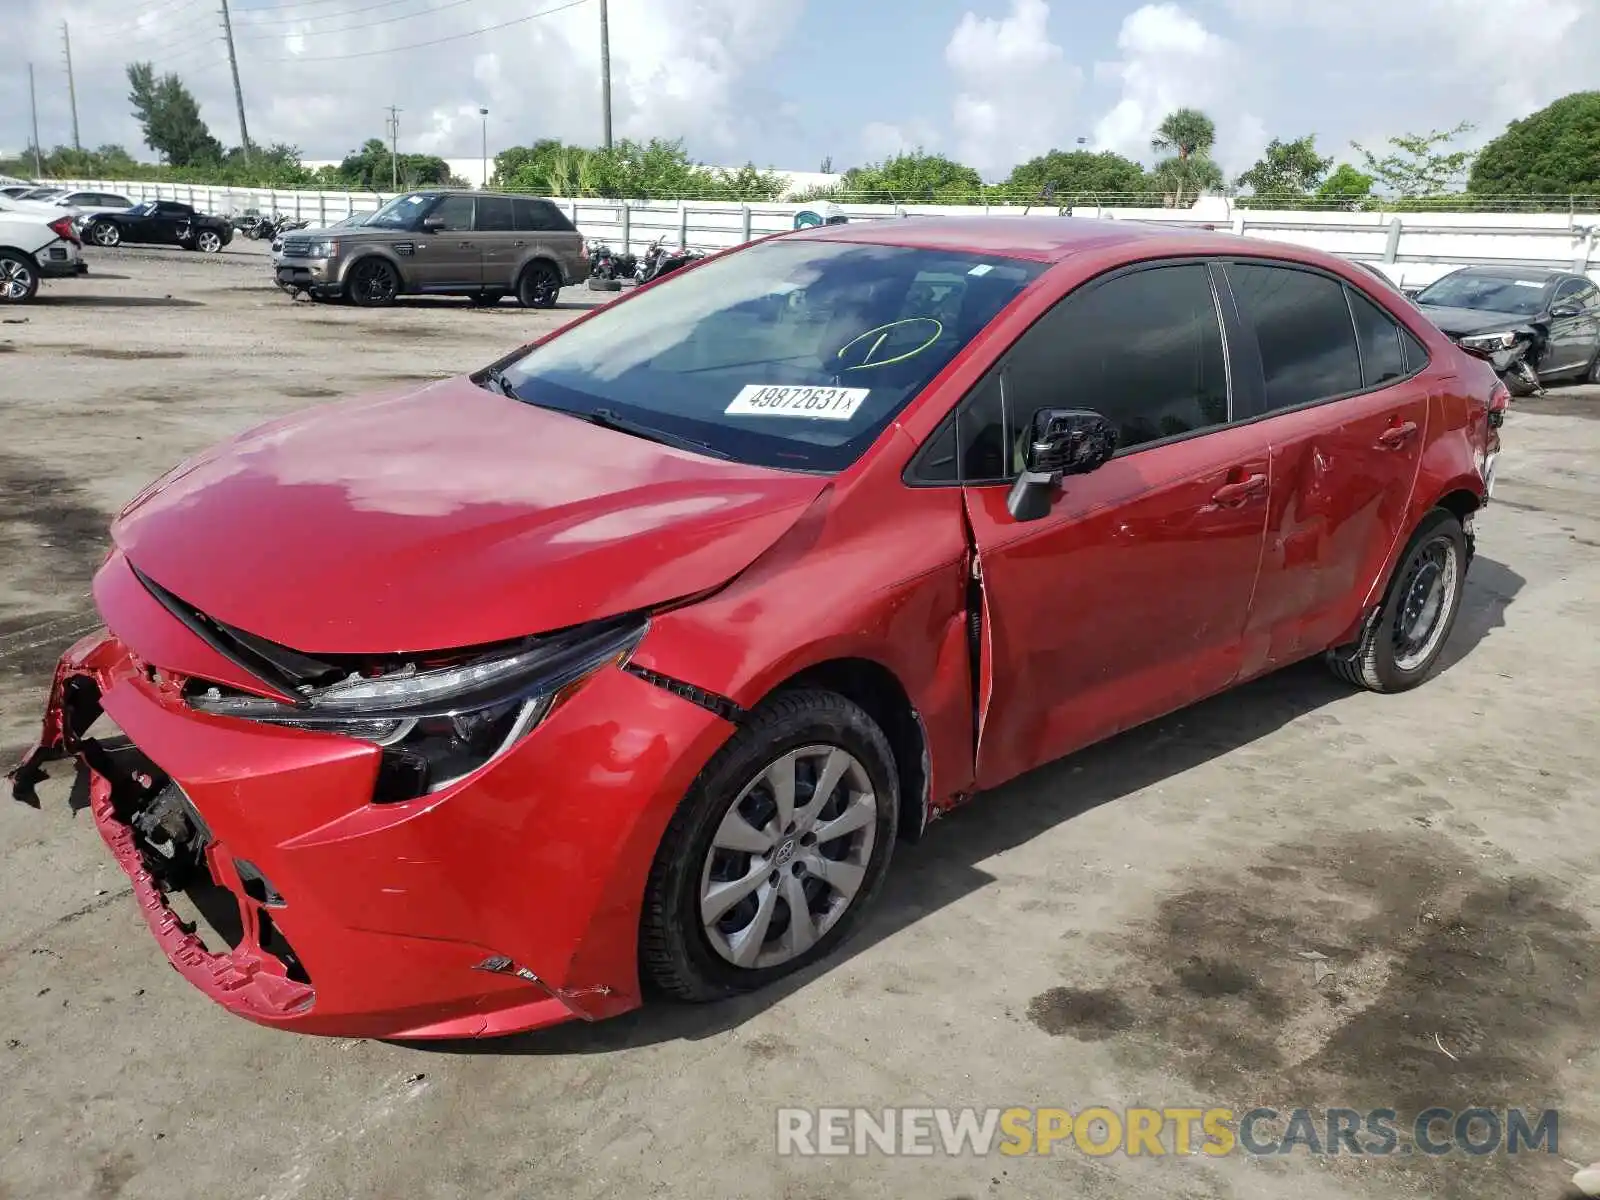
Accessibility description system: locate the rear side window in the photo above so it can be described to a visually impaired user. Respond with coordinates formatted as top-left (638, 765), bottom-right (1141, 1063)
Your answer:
top-left (1346, 289), bottom-right (1409, 387)
top-left (514, 198), bottom-right (571, 232)
top-left (106, 195), bottom-right (132, 207)
top-left (1002, 263), bottom-right (1228, 456)
top-left (475, 196), bottom-right (514, 231)
top-left (1229, 263), bottom-right (1362, 411)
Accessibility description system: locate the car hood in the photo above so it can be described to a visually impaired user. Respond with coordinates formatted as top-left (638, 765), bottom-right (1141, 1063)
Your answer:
top-left (1417, 304), bottom-right (1536, 337)
top-left (112, 377), bottom-right (828, 654)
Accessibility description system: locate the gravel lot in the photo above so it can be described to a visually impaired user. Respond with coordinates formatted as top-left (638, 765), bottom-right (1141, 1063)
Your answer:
top-left (1, 245), bottom-right (1597, 1200)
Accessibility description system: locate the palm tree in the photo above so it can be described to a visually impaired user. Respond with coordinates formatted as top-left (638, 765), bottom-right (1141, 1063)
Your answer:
top-left (1151, 108), bottom-right (1217, 162)
top-left (1151, 108), bottom-right (1222, 207)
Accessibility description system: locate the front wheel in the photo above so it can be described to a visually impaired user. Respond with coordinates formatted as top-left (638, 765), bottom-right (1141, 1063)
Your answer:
top-left (0, 252), bottom-right (39, 303)
top-left (345, 257), bottom-right (400, 306)
top-left (1327, 509), bottom-right (1469, 693)
top-left (91, 220), bottom-right (121, 248)
top-left (516, 261), bottom-right (560, 309)
top-left (640, 689), bottom-right (899, 1001)
top-left (195, 229), bottom-right (223, 253)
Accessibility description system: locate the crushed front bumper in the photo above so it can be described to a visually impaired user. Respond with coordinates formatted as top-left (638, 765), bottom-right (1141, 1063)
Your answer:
top-left (10, 618), bottom-right (731, 1039)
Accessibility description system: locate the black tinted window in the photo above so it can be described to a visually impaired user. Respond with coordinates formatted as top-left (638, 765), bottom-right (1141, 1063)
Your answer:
top-left (430, 195), bottom-right (474, 231)
top-left (957, 373), bottom-right (1009, 481)
top-left (1003, 264), bottom-right (1227, 456)
top-left (1347, 289), bottom-right (1409, 387)
top-left (514, 198), bottom-right (569, 232)
top-left (1230, 264), bottom-right (1362, 410)
top-left (475, 196), bottom-right (514, 232)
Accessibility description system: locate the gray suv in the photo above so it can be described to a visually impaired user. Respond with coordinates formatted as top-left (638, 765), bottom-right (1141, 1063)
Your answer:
top-left (274, 190), bottom-right (587, 308)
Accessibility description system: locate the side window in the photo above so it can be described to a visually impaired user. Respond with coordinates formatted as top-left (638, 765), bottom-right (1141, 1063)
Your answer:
top-left (1346, 289), bottom-right (1409, 387)
top-left (1555, 279), bottom-right (1597, 311)
top-left (107, 195), bottom-right (132, 208)
top-left (475, 195), bottom-right (514, 232)
top-left (1401, 327), bottom-right (1430, 373)
top-left (515, 198), bottom-right (568, 231)
top-left (1003, 263), bottom-right (1228, 456)
top-left (956, 374), bottom-right (1009, 482)
top-left (1229, 263), bottom-right (1362, 411)
top-left (429, 195), bottom-right (474, 231)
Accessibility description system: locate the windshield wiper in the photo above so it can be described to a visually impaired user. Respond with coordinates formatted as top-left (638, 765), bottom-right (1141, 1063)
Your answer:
top-left (579, 407), bottom-right (731, 459)
top-left (477, 366), bottom-right (520, 398)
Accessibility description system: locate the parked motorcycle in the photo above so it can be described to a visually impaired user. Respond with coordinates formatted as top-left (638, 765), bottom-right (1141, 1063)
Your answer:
top-left (650, 246), bottom-right (707, 280)
top-left (587, 242), bottom-right (625, 292)
top-left (635, 238), bottom-right (705, 284)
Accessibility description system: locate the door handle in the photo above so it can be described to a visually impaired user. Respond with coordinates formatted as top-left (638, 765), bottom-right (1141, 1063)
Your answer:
top-left (1211, 473), bottom-right (1268, 506)
top-left (1377, 421), bottom-right (1418, 449)
top-left (512, 239), bottom-right (526, 247)
top-left (459, 240), bottom-right (474, 249)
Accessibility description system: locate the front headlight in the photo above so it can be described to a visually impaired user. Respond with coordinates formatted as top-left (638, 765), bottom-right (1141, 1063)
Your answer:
top-left (1460, 331), bottom-right (1519, 351)
top-left (302, 238), bottom-right (338, 258)
top-left (191, 616), bottom-right (647, 799)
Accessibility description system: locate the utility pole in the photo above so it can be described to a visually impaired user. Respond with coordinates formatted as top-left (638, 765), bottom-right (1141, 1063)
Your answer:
top-left (479, 107), bottom-right (489, 189)
top-left (599, 0), bottom-right (612, 150)
top-left (28, 63), bottom-right (43, 177)
top-left (384, 106), bottom-right (402, 190)
top-left (61, 23), bottom-right (80, 151)
top-left (219, 0), bottom-right (251, 160)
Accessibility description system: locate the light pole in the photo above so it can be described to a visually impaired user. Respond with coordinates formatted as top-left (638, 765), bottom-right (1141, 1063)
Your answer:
top-left (479, 107), bottom-right (489, 188)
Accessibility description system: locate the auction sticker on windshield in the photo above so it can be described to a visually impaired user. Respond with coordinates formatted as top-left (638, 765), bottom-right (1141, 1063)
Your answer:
top-left (726, 385), bottom-right (870, 420)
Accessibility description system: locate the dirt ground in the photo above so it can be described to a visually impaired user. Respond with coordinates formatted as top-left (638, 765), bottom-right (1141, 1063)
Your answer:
top-left (0, 244), bottom-right (1597, 1200)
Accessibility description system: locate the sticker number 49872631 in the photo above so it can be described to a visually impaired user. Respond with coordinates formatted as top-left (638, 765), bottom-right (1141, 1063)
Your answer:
top-left (725, 384), bottom-right (870, 421)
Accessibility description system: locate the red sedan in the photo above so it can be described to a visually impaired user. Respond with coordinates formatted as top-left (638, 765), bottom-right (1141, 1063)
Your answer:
top-left (11, 218), bottom-right (1503, 1038)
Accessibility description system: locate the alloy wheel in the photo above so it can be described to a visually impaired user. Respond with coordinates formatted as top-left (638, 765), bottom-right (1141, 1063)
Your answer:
top-left (0, 257), bottom-right (34, 300)
top-left (93, 222), bottom-right (120, 247)
top-left (197, 230), bottom-right (222, 253)
top-left (351, 261), bottom-right (397, 304)
top-left (698, 745), bottom-right (878, 970)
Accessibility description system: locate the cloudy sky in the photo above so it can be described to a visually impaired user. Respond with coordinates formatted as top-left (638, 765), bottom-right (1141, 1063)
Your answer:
top-left (3, 0), bottom-right (1597, 179)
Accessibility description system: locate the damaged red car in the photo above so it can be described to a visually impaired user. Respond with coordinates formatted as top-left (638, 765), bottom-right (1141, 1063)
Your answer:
top-left (12, 218), bottom-right (1504, 1039)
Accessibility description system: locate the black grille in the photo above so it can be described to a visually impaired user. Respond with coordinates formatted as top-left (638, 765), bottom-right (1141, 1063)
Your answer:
top-left (280, 237), bottom-right (315, 257)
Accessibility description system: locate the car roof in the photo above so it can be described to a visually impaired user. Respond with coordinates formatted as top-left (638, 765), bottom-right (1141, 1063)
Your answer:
top-left (788, 214), bottom-right (1310, 266)
top-left (1443, 265), bottom-right (1567, 281)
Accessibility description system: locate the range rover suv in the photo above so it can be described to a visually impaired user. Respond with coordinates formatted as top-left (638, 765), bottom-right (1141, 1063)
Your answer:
top-left (274, 190), bottom-right (588, 308)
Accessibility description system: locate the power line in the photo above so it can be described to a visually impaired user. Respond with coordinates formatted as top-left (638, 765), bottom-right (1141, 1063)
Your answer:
top-left (237, 0), bottom-right (478, 41)
top-left (234, 0), bottom-right (444, 27)
top-left (258, 0), bottom-right (588, 62)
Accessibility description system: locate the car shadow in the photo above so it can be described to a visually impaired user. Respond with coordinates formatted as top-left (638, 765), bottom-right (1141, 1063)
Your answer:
top-left (404, 555), bottom-right (1521, 1058)
top-left (35, 295), bottom-right (203, 308)
top-left (386, 295), bottom-right (605, 313)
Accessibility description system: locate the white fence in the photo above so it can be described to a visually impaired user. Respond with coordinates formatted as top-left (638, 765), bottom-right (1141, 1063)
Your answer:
top-left (45, 179), bottom-right (1600, 289)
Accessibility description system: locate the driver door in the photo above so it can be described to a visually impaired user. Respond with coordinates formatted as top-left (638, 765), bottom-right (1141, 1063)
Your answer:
top-left (958, 261), bottom-right (1270, 790)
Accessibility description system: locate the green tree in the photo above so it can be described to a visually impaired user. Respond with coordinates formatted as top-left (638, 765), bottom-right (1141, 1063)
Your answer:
top-left (1468, 92), bottom-right (1600, 196)
top-left (331, 138), bottom-right (450, 189)
top-left (1150, 108), bottom-right (1223, 207)
top-left (126, 62), bottom-right (223, 167)
top-left (1352, 122), bottom-right (1476, 198)
top-left (1316, 163), bottom-right (1376, 208)
top-left (834, 151), bottom-right (984, 203)
top-left (1004, 149), bottom-right (1148, 202)
top-left (1235, 135), bottom-right (1332, 205)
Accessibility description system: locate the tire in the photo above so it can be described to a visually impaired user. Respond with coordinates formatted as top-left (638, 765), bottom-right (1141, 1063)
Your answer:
top-left (345, 257), bottom-right (400, 307)
top-left (587, 277), bottom-right (623, 292)
top-left (1326, 509), bottom-right (1469, 693)
top-left (90, 220), bottom-right (121, 248)
top-left (640, 688), bottom-right (899, 1002)
top-left (195, 229), bottom-right (223, 254)
top-left (1587, 347), bottom-right (1600, 384)
top-left (516, 261), bottom-right (560, 309)
top-left (1505, 369), bottom-right (1537, 398)
top-left (0, 252), bottom-right (39, 304)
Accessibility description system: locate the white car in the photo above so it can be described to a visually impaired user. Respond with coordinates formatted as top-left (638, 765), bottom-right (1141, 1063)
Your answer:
top-left (0, 209), bottom-right (86, 303)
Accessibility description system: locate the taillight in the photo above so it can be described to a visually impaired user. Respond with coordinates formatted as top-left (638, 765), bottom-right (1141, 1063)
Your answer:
top-left (48, 216), bottom-right (80, 245)
top-left (1488, 381), bottom-right (1509, 428)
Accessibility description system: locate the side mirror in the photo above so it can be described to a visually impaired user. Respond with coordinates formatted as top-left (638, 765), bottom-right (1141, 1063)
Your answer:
top-left (1550, 303), bottom-right (1582, 320)
top-left (1402, 286), bottom-right (1423, 300)
top-left (421, 215), bottom-right (447, 232)
top-left (1006, 409), bottom-right (1119, 522)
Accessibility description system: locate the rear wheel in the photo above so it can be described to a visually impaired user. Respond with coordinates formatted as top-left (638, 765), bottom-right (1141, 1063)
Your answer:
top-left (516, 261), bottom-right (560, 309)
top-left (91, 220), bottom-right (121, 248)
top-left (640, 689), bottom-right (899, 1001)
top-left (346, 257), bottom-right (400, 307)
top-left (0, 252), bottom-right (39, 303)
top-left (1327, 509), bottom-right (1468, 693)
top-left (1587, 346), bottom-right (1600, 384)
top-left (195, 229), bottom-right (223, 254)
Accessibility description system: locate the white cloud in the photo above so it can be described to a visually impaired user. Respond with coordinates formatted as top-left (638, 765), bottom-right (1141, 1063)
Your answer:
top-left (1092, 3), bottom-right (1265, 176)
top-left (3, 0), bottom-right (804, 162)
top-left (858, 120), bottom-right (940, 163)
top-left (944, 0), bottom-right (1082, 178)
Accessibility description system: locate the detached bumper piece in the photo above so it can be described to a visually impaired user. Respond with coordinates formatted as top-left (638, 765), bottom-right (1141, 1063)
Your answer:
top-left (9, 634), bottom-right (315, 1023)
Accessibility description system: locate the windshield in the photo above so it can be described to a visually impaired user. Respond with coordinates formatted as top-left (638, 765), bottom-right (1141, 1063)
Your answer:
top-left (1416, 271), bottom-right (1549, 316)
top-left (496, 238), bottom-right (1045, 471)
top-left (365, 192), bottom-right (434, 230)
